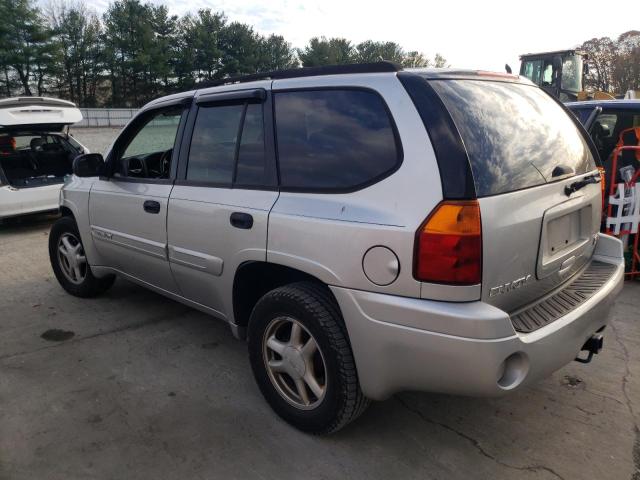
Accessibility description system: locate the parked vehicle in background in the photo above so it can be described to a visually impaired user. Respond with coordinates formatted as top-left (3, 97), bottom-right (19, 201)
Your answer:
top-left (567, 100), bottom-right (640, 187)
top-left (568, 99), bottom-right (640, 276)
top-left (516, 49), bottom-right (617, 102)
top-left (0, 97), bottom-right (87, 221)
top-left (518, 49), bottom-right (590, 102)
top-left (49, 62), bottom-right (624, 433)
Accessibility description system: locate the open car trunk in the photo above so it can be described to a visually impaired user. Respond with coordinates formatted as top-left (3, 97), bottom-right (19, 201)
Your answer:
top-left (0, 97), bottom-right (83, 188)
top-left (0, 134), bottom-right (77, 188)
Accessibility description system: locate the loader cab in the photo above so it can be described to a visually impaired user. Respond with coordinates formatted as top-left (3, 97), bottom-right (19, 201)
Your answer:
top-left (519, 50), bottom-right (587, 102)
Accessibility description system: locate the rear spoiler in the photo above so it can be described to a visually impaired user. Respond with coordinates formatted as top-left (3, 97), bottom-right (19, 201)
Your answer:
top-left (0, 99), bottom-right (82, 131)
top-left (0, 97), bottom-right (76, 109)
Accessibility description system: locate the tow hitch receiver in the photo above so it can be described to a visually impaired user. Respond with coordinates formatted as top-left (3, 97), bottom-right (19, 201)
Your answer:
top-left (575, 334), bottom-right (604, 364)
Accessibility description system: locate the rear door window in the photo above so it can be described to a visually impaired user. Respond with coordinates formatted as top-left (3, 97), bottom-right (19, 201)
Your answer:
top-left (274, 89), bottom-right (401, 190)
top-left (186, 101), bottom-right (269, 186)
top-left (430, 79), bottom-right (596, 196)
top-left (236, 103), bottom-right (266, 186)
top-left (187, 104), bottom-right (244, 185)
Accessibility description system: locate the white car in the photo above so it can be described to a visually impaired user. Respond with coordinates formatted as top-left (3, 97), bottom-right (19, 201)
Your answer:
top-left (0, 97), bottom-right (87, 220)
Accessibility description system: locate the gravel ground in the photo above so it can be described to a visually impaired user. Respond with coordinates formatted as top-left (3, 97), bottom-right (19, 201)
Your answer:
top-left (69, 127), bottom-right (122, 155)
top-left (0, 216), bottom-right (639, 480)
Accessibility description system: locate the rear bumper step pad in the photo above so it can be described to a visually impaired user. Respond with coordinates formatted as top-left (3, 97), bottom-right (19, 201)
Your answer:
top-left (510, 261), bottom-right (617, 333)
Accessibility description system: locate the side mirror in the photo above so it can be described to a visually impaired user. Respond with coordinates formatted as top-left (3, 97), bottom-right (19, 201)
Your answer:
top-left (72, 153), bottom-right (105, 177)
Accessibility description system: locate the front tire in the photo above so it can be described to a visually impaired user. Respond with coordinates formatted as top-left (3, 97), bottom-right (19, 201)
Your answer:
top-left (248, 282), bottom-right (369, 433)
top-left (49, 216), bottom-right (115, 298)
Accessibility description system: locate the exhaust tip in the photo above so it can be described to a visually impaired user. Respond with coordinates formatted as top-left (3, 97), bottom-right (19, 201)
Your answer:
top-left (497, 352), bottom-right (529, 390)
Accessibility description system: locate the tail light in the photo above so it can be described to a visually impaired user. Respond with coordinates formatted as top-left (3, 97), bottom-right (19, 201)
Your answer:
top-left (414, 200), bottom-right (482, 285)
top-left (597, 166), bottom-right (606, 211)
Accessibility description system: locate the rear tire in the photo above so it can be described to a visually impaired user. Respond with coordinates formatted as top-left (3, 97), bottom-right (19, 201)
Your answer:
top-left (248, 282), bottom-right (369, 433)
top-left (49, 216), bottom-right (115, 298)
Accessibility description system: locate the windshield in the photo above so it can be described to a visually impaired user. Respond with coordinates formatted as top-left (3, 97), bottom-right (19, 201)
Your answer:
top-left (430, 79), bottom-right (597, 197)
top-left (561, 55), bottom-right (583, 92)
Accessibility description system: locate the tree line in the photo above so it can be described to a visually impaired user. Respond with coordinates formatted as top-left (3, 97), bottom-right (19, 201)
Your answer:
top-left (0, 0), bottom-right (448, 107)
top-left (580, 31), bottom-right (640, 94)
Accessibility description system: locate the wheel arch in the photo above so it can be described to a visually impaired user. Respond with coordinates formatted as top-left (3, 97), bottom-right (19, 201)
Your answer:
top-left (232, 261), bottom-right (341, 339)
top-left (60, 206), bottom-right (74, 218)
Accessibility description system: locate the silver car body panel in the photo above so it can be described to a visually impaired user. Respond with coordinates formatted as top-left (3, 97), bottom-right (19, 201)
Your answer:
top-left (332, 233), bottom-right (623, 400)
top-left (88, 180), bottom-right (179, 293)
top-left (479, 175), bottom-right (601, 313)
top-left (167, 186), bottom-right (279, 320)
top-left (57, 70), bottom-right (625, 400)
top-left (268, 73), bottom-right (445, 299)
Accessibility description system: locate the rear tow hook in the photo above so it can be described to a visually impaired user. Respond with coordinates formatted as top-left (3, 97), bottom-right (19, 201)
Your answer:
top-left (575, 334), bottom-right (604, 364)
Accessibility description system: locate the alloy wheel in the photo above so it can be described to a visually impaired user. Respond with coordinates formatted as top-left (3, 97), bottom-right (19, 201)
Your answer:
top-left (262, 316), bottom-right (327, 410)
top-left (57, 232), bottom-right (87, 285)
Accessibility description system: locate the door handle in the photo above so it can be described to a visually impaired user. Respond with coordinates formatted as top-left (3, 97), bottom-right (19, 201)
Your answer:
top-left (230, 212), bottom-right (253, 229)
top-left (143, 200), bottom-right (161, 214)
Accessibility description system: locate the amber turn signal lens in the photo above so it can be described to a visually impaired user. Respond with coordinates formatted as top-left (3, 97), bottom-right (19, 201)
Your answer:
top-left (414, 201), bottom-right (482, 285)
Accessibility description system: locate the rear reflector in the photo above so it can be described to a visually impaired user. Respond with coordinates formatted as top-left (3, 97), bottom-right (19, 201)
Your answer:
top-left (414, 200), bottom-right (482, 284)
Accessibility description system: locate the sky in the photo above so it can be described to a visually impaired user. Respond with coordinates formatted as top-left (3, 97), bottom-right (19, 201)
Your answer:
top-left (54, 0), bottom-right (637, 72)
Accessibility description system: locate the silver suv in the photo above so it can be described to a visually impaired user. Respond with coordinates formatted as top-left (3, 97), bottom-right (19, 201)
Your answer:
top-left (49, 62), bottom-right (624, 433)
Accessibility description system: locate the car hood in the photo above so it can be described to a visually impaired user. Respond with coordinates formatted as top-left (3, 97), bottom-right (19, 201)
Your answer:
top-left (0, 97), bottom-right (82, 132)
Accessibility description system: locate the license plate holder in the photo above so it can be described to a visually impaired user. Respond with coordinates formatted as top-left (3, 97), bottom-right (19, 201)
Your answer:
top-left (537, 200), bottom-right (595, 280)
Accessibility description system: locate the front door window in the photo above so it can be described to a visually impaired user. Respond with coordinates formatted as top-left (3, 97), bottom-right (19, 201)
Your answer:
top-left (113, 107), bottom-right (183, 180)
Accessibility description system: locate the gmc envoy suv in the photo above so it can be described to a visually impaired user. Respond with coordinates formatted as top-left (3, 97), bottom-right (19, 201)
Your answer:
top-left (49, 62), bottom-right (624, 433)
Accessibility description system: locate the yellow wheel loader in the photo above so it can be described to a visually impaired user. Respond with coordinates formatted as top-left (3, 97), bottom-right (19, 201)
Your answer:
top-left (514, 49), bottom-right (615, 102)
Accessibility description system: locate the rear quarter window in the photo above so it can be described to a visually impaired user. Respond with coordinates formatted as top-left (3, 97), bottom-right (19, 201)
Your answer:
top-left (430, 80), bottom-right (597, 197)
top-left (274, 89), bottom-right (401, 191)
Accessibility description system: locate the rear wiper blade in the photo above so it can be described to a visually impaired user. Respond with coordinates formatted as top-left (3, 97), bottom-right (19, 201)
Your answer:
top-left (564, 174), bottom-right (601, 196)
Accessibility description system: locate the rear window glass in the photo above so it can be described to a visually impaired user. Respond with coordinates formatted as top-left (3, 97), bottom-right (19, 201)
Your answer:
top-left (274, 89), bottom-right (400, 190)
top-left (430, 80), bottom-right (596, 197)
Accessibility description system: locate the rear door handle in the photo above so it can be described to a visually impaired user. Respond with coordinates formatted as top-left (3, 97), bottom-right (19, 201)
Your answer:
top-left (230, 212), bottom-right (253, 229)
top-left (143, 200), bottom-right (161, 214)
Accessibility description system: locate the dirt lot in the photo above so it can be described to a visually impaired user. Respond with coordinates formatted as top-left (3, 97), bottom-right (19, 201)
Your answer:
top-left (0, 129), bottom-right (639, 480)
top-left (1, 221), bottom-right (639, 480)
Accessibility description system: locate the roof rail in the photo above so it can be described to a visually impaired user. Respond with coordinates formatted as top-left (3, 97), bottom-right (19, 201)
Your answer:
top-left (197, 61), bottom-right (403, 89)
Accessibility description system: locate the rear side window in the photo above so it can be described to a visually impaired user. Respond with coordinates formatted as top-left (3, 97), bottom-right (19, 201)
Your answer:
top-left (186, 102), bottom-right (268, 186)
top-left (187, 104), bottom-right (244, 184)
top-left (236, 103), bottom-right (266, 186)
top-left (274, 89), bottom-right (400, 190)
top-left (430, 80), bottom-right (597, 197)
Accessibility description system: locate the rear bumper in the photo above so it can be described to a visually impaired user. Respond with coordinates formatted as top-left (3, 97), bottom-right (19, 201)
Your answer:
top-left (0, 184), bottom-right (62, 219)
top-left (331, 234), bottom-right (624, 400)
